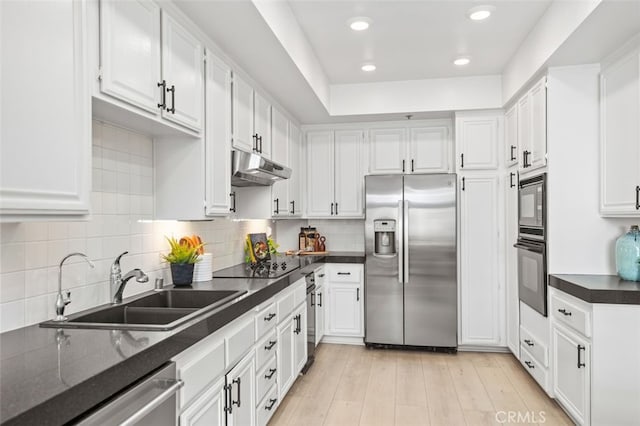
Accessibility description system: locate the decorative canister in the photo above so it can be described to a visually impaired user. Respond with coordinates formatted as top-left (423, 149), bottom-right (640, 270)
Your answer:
top-left (615, 225), bottom-right (640, 281)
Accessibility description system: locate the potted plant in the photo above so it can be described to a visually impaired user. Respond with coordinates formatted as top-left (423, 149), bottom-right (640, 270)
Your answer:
top-left (162, 236), bottom-right (202, 285)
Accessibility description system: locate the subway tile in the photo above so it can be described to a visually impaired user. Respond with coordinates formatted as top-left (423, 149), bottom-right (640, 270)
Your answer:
top-left (92, 168), bottom-right (103, 192)
top-left (117, 194), bottom-right (130, 215)
top-left (1, 243), bottom-right (25, 273)
top-left (102, 236), bottom-right (129, 260)
top-left (24, 294), bottom-right (50, 325)
top-left (92, 120), bottom-right (102, 147)
top-left (102, 193), bottom-right (118, 214)
top-left (130, 174), bottom-right (142, 195)
top-left (102, 123), bottom-right (128, 152)
top-left (0, 223), bottom-right (25, 244)
top-left (92, 145), bottom-right (103, 170)
top-left (46, 240), bottom-right (69, 267)
top-left (86, 214), bottom-right (104, 238)
top-left (67, 222), bottom-right (87, 239)
top-left (24, 222), bottom-right (49, 242)
top-left (116, 151), bottom-right (130, 174)
top-left (24, 242), bottom-right (48, 269)
top-left (67, 239), bottom-right (88, 255)
top-left (0, 271), bottom-right (25, 302)
top-left (0, 299), bottom-right (25, 333)
top-left (117, 173), bottom-right (130, 194)
top-left (102, 148), bottom-right (118, 172)
top-left (90, 192), bottom-right (103, 215)
top-left (86, 238), bottom-right (103, 261)
top-left (141, 176), bottom-right (153, 196)
top-left (24, 268), bottom-right (49, 298)
top-left (48, 222), bottom-right (69, 241)
top-left (102, 170), bottom-right (117, 193)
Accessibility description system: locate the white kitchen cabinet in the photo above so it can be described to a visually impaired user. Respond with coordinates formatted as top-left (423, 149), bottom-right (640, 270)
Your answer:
top-left (459, 174), bottom-right (503, 347)
top-left (0, 0), bottom-right (91, 219)
top-left (99, 0), bottom-right (161, 114)
top-left (288, 123), bottom-right (303, 216)
top-left (600, 38), bottom-right (640, 216)
top-left (271, 107), bottom-right (290, 216)
top-left (324, 264), bottom-right (364, 338)
top-left (293, 304), bottom-right (307, 375)
top-left (231, 74), bottom-right (271, 157)
top-left (205, 50), bottom-right (232, 216)
top-left (455, 111), bottom-right (501, 171)
top-left (305, 130), bottom-right (364, 218)
top-left (226, 351), bottom-right (256, 426)
top-left (552, 324), bottom-right (590, 426)
top-left (98, 1), bottom-right (203, 133)
top-left (314, 267), bottom-right (326, 345)
top-left (368, 121), bottom-right (452, 174)
top-left (276, 314), bottom-right (295, 398)
top-left (518, 76), bottom-right (547, 172)
top-left (505, 104), bottom-right (518, 167)
top-left (505, 169), bottom-right (519, 357)
top-left (160, 11), bottom-right (204, 131)
top-left (180, 378), bottom-right (226, 426)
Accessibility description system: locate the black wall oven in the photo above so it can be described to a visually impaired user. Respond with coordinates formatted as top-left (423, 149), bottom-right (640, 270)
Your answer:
top-left (516, 173), bottom-right (548, 316)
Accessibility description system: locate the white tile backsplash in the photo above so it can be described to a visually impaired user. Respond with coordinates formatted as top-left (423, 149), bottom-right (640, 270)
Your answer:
top-left (0, 121), bottom-right (271, 333)
top-left (275, 219), bottom-right (365, 252)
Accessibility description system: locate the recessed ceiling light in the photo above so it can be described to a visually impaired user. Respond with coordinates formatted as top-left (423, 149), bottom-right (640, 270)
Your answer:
top-left (467, 5), bottom-right (495, 21)
top-left (454, 57), bottom-right (471, 66)
top-left (361, 63), bottom-right (376, 72)
top-left (348, 17), bottom-right (372, 31)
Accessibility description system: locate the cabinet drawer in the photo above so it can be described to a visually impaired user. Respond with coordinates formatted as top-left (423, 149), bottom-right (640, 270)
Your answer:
top-left (277, 288), bottom-right (295, 321)
top-left (256, 357), bottom-right (277, 404)
top-left (177, 338), bottom-right (225, 410)
top-left (225, 316), bottom-right (255, 368)
top-left (520, 326), bottom-right (548, 367)
top-left (256, 385), bottom-right (278, 426)
top-left (328, 264), bottom-right (362, 283)
top-left (255, 302), bottom-right (277, 339)
top-left (520, 346), bottom-right (550, 392)
top-left (255, 329), bottom-right (277, 370)
top-left (550, 292), bottom-right (591, 337)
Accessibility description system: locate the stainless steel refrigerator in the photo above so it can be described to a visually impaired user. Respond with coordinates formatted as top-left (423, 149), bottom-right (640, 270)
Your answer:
top-left (364, 174), bottom-right (457, 348)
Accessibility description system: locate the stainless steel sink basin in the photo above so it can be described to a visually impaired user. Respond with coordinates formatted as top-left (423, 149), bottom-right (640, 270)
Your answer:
top-left (40, 289), bottom-right (246, 331)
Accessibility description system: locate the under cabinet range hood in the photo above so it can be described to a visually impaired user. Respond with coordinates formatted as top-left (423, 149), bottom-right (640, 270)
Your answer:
top-left (231, 150), bottom-right (291, 186)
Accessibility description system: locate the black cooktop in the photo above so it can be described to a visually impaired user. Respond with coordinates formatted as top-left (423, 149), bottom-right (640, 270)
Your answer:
top-left (213, 257), bottom-right (299, 279)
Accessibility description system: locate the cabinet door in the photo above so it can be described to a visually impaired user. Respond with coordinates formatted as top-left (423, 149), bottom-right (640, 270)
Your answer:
top-left (326, 284), bottom-right (363, 336)
top-left (408, 125), bottom-right (451, 173)
top-left (180, 378), bottom-right (226, 426)
top-left (518, 93), bottom-right (532, 172)
top-left (529, 77), bottom-right (547, 171)
top-left (161, 11), bottom-right (203, 131)
top-left (306, 131), bottom-right (335, 217)
top-left (368, 128), bottom-right (406, 174)
top-left (553, 326), bottom-right (590, 425)
top-left (100, 0), bottom-right (161, 113)
top-left (1, 0), bottom-right (91, 218)
top-left (334, 130), bottom-right (364, 217)
top-left (276, 317), bottom-right (295, 398)
top-left (293, 305), bottom-right (307, 375)
top-left (253, 92), bottom-right (272, 158)
top-left (205, 50), bottom-right (232, 216)
top-left (232, 74), bottom-right (255, 153)
top-left (505, 105), bottom-right (518, 167)
top-left (459, 175), bottom-right (502, 346)
top-left (271, 108), bottom-right (289, 216)
top-left (288, 124), bottom-right (303, 216)
top-left (315, 284), bottom-right (325, 346)
top-left (456, 114), bottom-right (500, 170)
top-left (226, 352), bottom-right (256, 426)
top-left (600, 50), bottom-right (640, 216)
top-left (505, 170), bottom-right (519, 356)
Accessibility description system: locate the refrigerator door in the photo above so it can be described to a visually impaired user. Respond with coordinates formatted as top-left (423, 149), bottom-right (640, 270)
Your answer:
top-left (364, 175), bottom-right (404, 345)
top-left (404, 174), bottom-right (457, 347)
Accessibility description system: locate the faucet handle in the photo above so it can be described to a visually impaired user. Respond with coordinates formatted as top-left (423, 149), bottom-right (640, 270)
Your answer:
top-left (111, 251), bottom-right (129, 273)
top-left (63, 290), bottom-right (71, 305)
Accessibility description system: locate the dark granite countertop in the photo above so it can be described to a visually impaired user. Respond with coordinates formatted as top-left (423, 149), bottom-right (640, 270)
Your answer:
top-left (549, 274), bottom-right (640, 305)
top-left (0, 253), bottom-right (363, 425)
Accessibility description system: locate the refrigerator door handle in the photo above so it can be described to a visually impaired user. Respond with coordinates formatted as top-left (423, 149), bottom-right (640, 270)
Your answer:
top-left (397, 200), bottom-right (404, 283)
top-left (404, 200), bottom-right (409, 284)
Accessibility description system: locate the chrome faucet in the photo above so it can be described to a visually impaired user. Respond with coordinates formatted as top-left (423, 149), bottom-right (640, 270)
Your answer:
top-left (54, 252), bottom-right (95, 321)
top-left (110, 251), bottom-right (149, 304)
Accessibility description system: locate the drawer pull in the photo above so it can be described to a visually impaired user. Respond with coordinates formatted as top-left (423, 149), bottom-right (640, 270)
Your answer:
top-left (264, 313), bottom-right (276, 322)
top-left (557, 308), bottom-right (572, 316)
top-left (524, 361), bottom-right (535, 369)
top-left (577, 345), bottom-right (586, 368)
top-left (337, 272), bottom-right (351, 275)
top-left (265, 368), bottom-right (277, 379)
top-left (265, 398), bottom-right (277, 411)
top-left (524, 339), bottom-right (534, 347)
top-left (264, 340), bottom-right (276, 351)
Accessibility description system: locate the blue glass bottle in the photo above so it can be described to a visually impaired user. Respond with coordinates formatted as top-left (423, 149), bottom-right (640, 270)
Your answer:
top-left (616, 225), bottom-right (640, 281)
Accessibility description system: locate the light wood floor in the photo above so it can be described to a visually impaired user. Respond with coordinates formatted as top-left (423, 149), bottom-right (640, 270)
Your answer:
top-left (269, 344), bottom-right (573, 426)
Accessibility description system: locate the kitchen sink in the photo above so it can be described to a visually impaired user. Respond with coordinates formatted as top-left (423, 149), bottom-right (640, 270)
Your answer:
top-left (40, 289), bottom-right (246, 331)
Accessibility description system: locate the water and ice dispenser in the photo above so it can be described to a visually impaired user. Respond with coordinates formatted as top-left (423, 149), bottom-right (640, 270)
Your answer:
top-left (374, 219), bottom-right (396, 256)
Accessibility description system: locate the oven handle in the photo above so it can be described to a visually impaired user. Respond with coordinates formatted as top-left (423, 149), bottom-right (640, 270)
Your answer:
top-left (514, 242), bottom-right (545, 254)
top-left (120, 379), bottom-right (183, 426)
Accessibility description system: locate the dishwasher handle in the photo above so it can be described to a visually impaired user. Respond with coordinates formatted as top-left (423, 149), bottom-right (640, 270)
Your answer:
top-left (120, 379), bottom-right (183, 426)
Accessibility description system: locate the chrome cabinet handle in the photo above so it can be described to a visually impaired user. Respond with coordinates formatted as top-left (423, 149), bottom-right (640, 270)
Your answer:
top-left (265, 368), bottom-right (277, 379)
top-left (524, 361), bottom-right (535, 369)
top-left (577, 345), bottom-right (586, 368)
top-left (264, 340), bottom-right (276, 350)
top-left (166, 85), bottom-right (175, 114)
top-left (265, 398), bottom-right (277, 411)
top-left (157, 80), bottom-right (166, 109)
top-left (558, 308), bottom-right (572, 316)
top-left (524, 339), bottom-right (534, 347)
top-left (264, 312), bottom-right (276, 322)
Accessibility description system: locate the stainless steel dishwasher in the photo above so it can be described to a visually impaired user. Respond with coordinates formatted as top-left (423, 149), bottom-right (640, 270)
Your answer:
top-left (76, 362), bottom-right (182, 426)
top-left (302, 272), bottom-right (316, 373)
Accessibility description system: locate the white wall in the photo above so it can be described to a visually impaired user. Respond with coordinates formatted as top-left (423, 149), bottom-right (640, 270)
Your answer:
top-left (547, 65), bottom-right (636, 275)
top-left (0, 121), bottom-right (271, 333)
top-left (275, 219), bottom-right (364, 252)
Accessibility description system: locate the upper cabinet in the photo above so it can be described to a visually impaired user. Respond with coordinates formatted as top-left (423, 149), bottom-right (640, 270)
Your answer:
top-left (600, 38), bottom-right (640, 217)
top-left (518, 76), bottom-right (547, 173)
top-left (0, 0), bottom-right (91, 220)
top-left (306, 129), bottom-right (364, 218)
top-left (232, 74), bottom-right (271, 158)
top-left (368, 120), bottom-right (452, 174)
top-left (271, 107), bottom-right (299, 217)
top-left (455, 111), bottom-right (502, 171)
top-left (505, 105), bottom-right (518, 168)
top-left (99, 0), bottom-right (203, 133)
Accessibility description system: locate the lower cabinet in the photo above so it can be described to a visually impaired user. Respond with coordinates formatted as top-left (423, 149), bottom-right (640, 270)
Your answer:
top-left (225, 351), bottom-right (256, 426)
top-left (324, 264), bottom-right (364, 339)
top-left (276, 303), bottom-right (307, 399)
top-left (179, 378), bottom-right (226, 426)
top-left (293, 304), bottom-right (308, 374)
top-left (552, 324), bottom-right (590, 425)
top-left (315, 283), bottom-right (325, 346)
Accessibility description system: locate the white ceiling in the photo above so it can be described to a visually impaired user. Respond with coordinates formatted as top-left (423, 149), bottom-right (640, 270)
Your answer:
top-left (288, 0), bottom-right (552, 84)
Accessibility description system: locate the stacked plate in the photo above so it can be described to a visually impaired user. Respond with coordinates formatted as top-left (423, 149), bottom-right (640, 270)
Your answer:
top-left (193, 253), bottom-right (213, 282)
